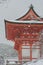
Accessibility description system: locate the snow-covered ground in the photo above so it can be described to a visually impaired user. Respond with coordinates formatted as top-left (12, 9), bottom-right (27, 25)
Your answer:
top-left (0, 43), bottom-right (18, 65)
top-left (0, 43), bottom-right (18, 58)
top-left (23, 59), bottom-right (43, 65)
top-left (0, 43), bottom-right (43, 65)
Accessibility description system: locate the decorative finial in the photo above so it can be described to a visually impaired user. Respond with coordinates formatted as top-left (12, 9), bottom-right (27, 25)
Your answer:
top-left (30, 4), bottom-right (34, 9)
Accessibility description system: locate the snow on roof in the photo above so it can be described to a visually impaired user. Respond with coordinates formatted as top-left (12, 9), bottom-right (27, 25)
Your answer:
top-left (5, 19), bottom-right (43, 23)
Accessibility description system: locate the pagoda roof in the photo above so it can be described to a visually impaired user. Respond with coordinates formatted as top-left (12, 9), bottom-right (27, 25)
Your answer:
top-left (16, 4), bottom-right (43, 21)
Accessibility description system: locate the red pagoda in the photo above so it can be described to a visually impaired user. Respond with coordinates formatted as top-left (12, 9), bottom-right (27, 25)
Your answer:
top-left (5, 5), bottom-right (43, 62)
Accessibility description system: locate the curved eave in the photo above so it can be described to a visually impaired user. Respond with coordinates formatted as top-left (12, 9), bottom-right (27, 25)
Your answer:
top-left (4, 19), bottom-right (43, 24)
top-left (16, 7), bottom-right (40, 20)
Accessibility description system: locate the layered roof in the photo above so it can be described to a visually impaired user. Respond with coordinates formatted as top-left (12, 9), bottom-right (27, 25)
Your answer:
top-left (16, 4), bottom-right (43, 21)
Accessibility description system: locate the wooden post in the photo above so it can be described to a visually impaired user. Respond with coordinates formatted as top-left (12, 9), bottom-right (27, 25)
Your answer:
top-left (30, 43), bottom-right (32, 61)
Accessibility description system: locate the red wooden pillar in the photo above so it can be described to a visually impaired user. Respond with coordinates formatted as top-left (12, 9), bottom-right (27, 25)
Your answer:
top-left (30, 43), bottom-right (32, 61)
top-left (18, 44), bottom-right (22, 61)
top-left (14, 39), bottom-right (22, 61)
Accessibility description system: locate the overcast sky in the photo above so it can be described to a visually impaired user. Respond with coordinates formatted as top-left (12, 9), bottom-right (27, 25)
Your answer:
top-left (0, 0), bottom-right (43, 46)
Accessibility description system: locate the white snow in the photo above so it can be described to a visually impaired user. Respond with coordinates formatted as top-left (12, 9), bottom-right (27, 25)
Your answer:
top-left (0, 43), bottom-right (18, 58)
top-left (0, 43), bottom-right (18, 65)
top-left (23, 59), bottom-right (43, 65)
top-left (7, 20), bottom-right (43, 23)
